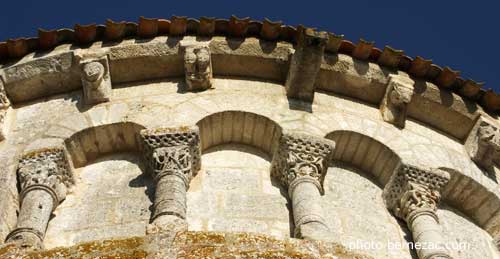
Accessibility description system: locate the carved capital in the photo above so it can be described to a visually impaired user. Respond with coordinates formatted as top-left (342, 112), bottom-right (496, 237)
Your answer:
top-left (380, 74), bottom-right (414, 128)
top-left (383, 164), bottom-right (450, 223)
top-left (181, 41), bottom-right (213, 91)
top-left (465, 117), bottom-right (500, 173)
top-left (140, 126), bottom-right (201, 180)
top-left (17, 147), bottom-right (73, 206)
top-left (80, 56), bottom-right (112, 104)
top-left (271, 132), bottom-right (335, 194)
top-left (151, 146), bottom-right (192, 187)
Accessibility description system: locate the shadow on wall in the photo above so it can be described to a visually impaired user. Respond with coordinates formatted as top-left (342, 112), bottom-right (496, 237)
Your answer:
top-left (196, 110), bottom-right (283, 156)
top-left (325, 130), bottom-right (402, 187)
top-left (64, 122), bottom-right (146, 168)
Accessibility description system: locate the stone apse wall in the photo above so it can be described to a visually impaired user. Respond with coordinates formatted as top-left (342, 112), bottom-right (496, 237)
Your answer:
top-left (0, 17), bottom-right (499, 259)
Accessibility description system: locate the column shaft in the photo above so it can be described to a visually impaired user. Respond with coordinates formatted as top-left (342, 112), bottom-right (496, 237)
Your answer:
top-left (290, 178), bottom-right (329, 239)
top-left (6, 190), bottom-right (54, 249)
top-left (409, 212), bottom-right (451, 259)
top-left (153, 174), bottom-right (187, 221)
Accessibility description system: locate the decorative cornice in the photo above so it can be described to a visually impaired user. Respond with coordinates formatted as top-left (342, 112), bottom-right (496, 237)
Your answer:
top-left (0, 16), bottom-right (497, 112)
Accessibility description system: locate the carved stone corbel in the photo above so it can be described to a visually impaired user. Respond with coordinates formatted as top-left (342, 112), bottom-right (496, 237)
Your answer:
top-left (0, 78), bottom-right (11, 141)
top-left (380, 74), bottom-right (414, 128)
top-left (140, 126), bottom-right (201, 233)
top-left (271, 132), bottom-right (335, 240)
top-left (383, 164), bottom-right (452, 259)
top-left (285, 26), bottom-right (328, 102)
top-left (180, 41), bottom-right (213, 91)
top-left (80, 56), bottom-right (112, 104)
top-left (6, 147), bottom-right (73, 250)
top-left (465, 117), bottom-right (500, 174)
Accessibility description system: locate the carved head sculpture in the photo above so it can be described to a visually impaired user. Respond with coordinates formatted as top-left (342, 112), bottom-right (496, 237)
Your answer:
top-left (82, 61), bottom-right (105, 86)
top-left (184, 46), bottom-right (211, 83)
top-left (478, 122), bottom-right (500, 148)
top-left (390, 83), bottom-right (413, 107)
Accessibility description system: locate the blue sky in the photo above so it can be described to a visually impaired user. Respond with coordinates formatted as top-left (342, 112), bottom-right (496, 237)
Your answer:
top-left (1, 0), bottom-right (498, 91)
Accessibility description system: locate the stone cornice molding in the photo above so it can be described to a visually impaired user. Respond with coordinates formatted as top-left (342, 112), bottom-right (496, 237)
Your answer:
top-left (271, 132), bottom-right (335, 195)
top-left (17, 147), bottom-right (74, 205)
top-left (0, 36), bottom-right (490, 142)
top-left (0, 16), bottom-right (497, 114)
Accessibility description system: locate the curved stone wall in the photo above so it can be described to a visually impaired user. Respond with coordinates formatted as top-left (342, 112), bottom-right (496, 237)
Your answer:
top-left (0, 33), bottom-right (499, 258)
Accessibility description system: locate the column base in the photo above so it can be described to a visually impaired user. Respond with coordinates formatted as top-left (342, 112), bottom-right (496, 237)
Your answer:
top-left (146, 215), bottom-right (188, 235)
top-left (5, 228), bottom-right (44, 250)
top-left (295, 222), bottom-right (331, 241)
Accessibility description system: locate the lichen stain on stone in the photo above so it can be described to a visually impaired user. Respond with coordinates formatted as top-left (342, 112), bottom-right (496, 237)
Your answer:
top-left (1, 231), bottom-right (372, 258)
top-left (0, 237), bottom-right (147, 259)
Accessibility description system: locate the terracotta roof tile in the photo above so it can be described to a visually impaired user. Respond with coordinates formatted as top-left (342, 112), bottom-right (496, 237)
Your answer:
top-left (0, 16), bottom-right (497, 112)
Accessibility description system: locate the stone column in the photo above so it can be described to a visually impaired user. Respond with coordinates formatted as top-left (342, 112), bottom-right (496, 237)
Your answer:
top-left (140, 126), bottom-right (201, 233)
top-left (383, 164), bottom-right (452, 259)
top-left (5, 147), bottom-right (73, 250)
top-left (271, 132), bottom-right (335, 240)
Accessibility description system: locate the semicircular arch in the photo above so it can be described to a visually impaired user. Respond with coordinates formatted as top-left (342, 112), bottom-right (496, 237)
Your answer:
top-left (325, 130), bottom-right (402, 186)
top-left (64, 122), bottom-right (146, 168)
top-left (196, 110), bottom-right (282, 158)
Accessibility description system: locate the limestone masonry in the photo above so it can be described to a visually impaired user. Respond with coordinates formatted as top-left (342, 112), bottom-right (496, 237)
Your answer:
top-left (0, 16), bottom-right (499, 259)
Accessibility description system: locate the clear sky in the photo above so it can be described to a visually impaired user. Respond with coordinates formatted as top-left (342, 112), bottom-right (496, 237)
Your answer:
top-left (1, 0), bottom-right (498, 91)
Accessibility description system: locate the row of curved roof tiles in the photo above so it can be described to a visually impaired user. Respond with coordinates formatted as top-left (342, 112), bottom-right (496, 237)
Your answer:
top-left (1, 16), bottom-right (498, 113)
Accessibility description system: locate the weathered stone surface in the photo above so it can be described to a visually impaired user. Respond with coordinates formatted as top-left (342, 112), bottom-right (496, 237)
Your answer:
top-left (181, 41), bottom-right (213, 91)
top-left (7, 147), bottom-right (73, 250)
top-left (0, 33), bottom-right (498, 259)
top-left (465, 117), bottom-right (500, 174)
top-left (380, 74), bottom-right (414, 128)
top-left (108, 40), bottom-right (183, 83)
top-left (79, 56), bottom-right (112, 104)
top-left (272, 132), bottom-right (335, 240)
top-left (0, 231), bottom-right (374, 259)
top-left (2, 52), bottom-right (80, 102)
top-left (383, 164), bottom-right (453, 259)
top-left (285, 27), bottom-right (328, 102)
